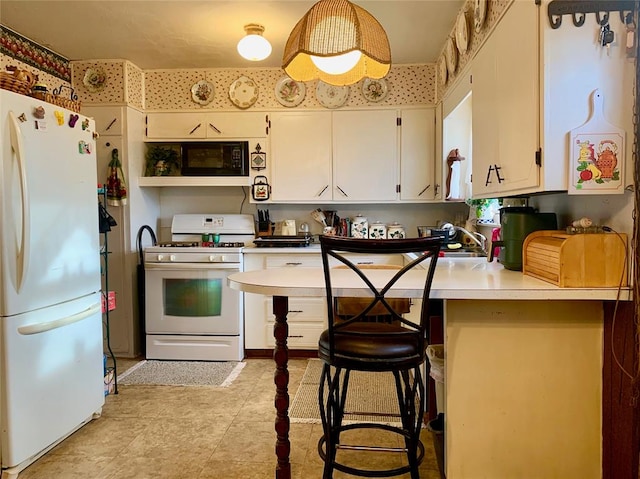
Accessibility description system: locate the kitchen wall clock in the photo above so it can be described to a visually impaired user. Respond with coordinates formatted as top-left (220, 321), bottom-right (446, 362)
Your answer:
top-left (361, 78), bottom-right (389, 103)
top-left (445, 37), bottom-right (458, 76)
top-left (191, 80), bottom-right (215, 106)
top-left (275, 76), bottom-right (306, 107)
top-left (474, 0), bottom-right (488, 33)
top-left (315, 81), bottom-right (349, 109)
top-left (229, 75), bottom-right (258, 109)
top-left (455, 12), bottom-right (469, 54)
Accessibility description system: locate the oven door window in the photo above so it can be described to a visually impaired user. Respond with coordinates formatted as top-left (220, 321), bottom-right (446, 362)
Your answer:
top-left (145, 267), bottom-right (241, 335)
top-left (164, 278), bottom-right (222, 317)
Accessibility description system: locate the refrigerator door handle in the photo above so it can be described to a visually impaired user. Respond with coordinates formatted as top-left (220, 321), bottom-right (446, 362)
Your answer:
top-left (17, 303), bottom-right (101, 335)
top-left (8, 111), bottom-right (31, 292)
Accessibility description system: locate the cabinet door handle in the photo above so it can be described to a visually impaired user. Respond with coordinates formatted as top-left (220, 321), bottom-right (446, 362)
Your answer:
top-left (189, 123), bottom-right (202, 135)
top-left (105, 118), bottom-right (117, 131)
top-left (208, 123), bottom-right (221, 134)
top-left (356, 261), bottom-right (374, 265)
top-left (494, 165), bottom-right (504, 183)
top-left (289, 335), bottom-right (304, 338)
top-left (336, 185), bottom-right (348, 197)
top-left (285, 262), bottom-right (303, 266)
top-left (485, 165), bottom-right (494, 187)
top-left (288, 310), bottom-right (304, 313)
top-left (317, 185), bottom-right (329, 196)
top-left (418, 185), bottom-right (431, 196)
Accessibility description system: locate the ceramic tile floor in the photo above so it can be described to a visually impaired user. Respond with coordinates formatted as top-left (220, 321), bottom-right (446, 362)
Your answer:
top-left (19, 358), bottom-right (443, 479)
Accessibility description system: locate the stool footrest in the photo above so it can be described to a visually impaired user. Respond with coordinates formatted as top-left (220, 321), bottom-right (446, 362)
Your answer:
top-left (337, 444), bottom-right (407, 453)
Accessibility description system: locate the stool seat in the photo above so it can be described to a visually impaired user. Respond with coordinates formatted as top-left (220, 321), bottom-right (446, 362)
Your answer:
top-left (318, 322), bottom-right (424, 371)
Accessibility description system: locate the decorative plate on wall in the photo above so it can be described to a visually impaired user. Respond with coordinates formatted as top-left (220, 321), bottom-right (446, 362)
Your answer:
top-left (445, 37), bottom-right (458, 76)
top-left (438, 56), bottom-right (448, 86)
top-left (455, 12), bottom-right (469, 54)
top-left (191, 80), bottom-right (215, 105)
top-left (474, 0), bottom-right (488, 33)
top-left (275, 76), bottom-right (306, 107)
top-left (83, 67), bottom-right (107, 93)
top-left (229, 75), bottom-right (258, 109)
top-left (315, 81), bottom-right (349, 109)
top-left (361, 78), bottom-right (389, 103)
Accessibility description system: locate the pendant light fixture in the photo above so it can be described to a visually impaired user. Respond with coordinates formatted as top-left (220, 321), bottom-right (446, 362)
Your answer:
top-left (282, 0), bottom-right (391, 86)
top-left (237, 24), bottom-right (272, 61)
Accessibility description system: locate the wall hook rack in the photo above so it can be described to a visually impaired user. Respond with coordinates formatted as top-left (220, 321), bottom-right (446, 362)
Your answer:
top-left (548, 0), bottom-right (637, 29)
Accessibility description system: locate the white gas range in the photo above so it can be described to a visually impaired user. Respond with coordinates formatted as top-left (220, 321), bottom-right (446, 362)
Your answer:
top-left (144, 214), bottom-right (255, 361)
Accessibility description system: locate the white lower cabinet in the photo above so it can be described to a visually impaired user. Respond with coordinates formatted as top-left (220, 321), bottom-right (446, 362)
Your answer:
top-left (244, 252), bottom-right (326, 350)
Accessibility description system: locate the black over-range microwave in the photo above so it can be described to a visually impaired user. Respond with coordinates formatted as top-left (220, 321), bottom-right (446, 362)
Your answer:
top-left (181, 141), bottom-right (249, 176)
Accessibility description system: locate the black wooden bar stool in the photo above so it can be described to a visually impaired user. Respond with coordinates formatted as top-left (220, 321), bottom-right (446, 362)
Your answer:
top-left (318, 235), bottom-right (441, 479)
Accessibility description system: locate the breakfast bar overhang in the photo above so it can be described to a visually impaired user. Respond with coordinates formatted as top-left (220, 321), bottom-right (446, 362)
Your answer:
top-left (228, 257), bottom-right (634, 479)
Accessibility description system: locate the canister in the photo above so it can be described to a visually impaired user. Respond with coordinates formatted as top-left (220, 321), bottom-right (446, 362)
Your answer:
top-left (387, 223), bottom-right (405, 239)
top-left (351, 215), bottom-right (368, 239)
top-left (368, 222), bottom-right (387, 239)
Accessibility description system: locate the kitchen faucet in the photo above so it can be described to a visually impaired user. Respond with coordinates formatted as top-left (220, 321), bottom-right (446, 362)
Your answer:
top-left (441, 223), bottom-right (487, 252)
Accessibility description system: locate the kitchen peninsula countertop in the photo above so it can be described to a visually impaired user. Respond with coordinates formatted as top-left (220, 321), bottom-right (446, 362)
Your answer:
top-left (230, 253), bottom-right (629, 478)
top-left (232, 256), bottom-right (630, 301)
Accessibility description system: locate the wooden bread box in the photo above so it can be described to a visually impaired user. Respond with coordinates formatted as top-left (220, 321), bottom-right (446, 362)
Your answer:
top-left (522, 230), bottom-right (628, 287)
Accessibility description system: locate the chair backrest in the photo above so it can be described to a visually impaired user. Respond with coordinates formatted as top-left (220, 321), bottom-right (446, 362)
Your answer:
top-left (319, 235), bottom-right (442, 346)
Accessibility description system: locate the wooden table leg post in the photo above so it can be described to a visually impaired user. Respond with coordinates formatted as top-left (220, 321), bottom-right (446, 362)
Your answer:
top-left (273, 295), bottom-right (291, 479)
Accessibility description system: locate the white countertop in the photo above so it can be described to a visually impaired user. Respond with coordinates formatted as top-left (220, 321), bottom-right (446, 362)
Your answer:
top-left (243, 244), bottom-right (321, 253)
top-left (230, 257), bottom-right (630, 301)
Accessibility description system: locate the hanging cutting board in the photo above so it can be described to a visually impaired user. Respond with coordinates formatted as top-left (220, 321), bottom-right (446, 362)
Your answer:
top-left (569, 89), bottom-right (625, 194)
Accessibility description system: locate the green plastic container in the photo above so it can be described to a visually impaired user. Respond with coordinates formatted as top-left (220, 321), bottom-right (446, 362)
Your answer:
top-left (499, 210), bottom-right (557, 271)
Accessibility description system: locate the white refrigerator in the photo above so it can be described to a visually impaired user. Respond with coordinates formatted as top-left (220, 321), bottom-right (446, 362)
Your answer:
top-left (0, 90), bottom-right (104, 478)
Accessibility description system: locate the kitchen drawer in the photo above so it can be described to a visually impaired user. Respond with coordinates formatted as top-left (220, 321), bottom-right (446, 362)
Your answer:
top-left (261, 296), bottom-right (326, 323)
top-left (265, 323), bottom-right (325, 349)
top-left (332, 254), bottom-right (403, 267)
top-left (265, 255), bottom-right (322, 269)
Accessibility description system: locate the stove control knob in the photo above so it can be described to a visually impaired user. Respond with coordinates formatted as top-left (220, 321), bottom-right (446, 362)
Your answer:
top-left (156, 254), bottom-right (164, 261)
top-left (169, 255), bottom-right (176, 262)
top-left (209, 255), bottom-right (217, 262)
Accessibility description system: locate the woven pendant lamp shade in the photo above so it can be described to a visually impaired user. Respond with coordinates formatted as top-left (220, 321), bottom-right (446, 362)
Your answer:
top-left (282, 0), bottom-right (391, 86)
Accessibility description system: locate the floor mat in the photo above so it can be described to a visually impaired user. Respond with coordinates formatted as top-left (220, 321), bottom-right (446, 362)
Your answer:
top-left (290, 359), bottom-right (403, 425)
top-left (118, 360), bottom-right (245, 387)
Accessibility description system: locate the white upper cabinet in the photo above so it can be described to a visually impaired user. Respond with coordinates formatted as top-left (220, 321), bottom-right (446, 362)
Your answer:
top-left (469, 0), bottom-right (632, 197)
top-left (270, 111), bottom-right (333, 202)
top-left (86, 106), bottom-right (124, 136)
top-left (399, 108), bottom-right (436, 201)
top-left (145, 112), bottom-right (268, 140)
top-left (269, 110), bottom-right (400, 203)
top-left (472, 0), bottom-right (539, 197)
top-left (332, 110), bottom-right (398, 202)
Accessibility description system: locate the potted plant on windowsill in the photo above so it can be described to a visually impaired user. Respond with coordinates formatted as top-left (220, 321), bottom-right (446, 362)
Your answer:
top-left (145, 145), bottom-right (180, 176)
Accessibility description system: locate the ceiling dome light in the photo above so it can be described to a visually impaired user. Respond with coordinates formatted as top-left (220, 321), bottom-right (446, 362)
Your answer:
top-left (237, 24), bottom-right (272, 61)
top-left (282, 0), bottom-right (391, 86)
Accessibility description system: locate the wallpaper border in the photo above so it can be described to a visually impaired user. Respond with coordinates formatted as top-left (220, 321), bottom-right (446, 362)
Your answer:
top-left (0, 25), bottom-right (71, 82)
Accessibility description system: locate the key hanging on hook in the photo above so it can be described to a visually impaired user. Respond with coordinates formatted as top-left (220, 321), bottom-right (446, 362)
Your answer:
top-left (600, 23), bottom-right (615, 55)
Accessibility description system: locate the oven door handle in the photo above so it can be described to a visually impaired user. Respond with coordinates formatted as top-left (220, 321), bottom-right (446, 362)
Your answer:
top-left (144, 262), bottom-right (241, 271)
